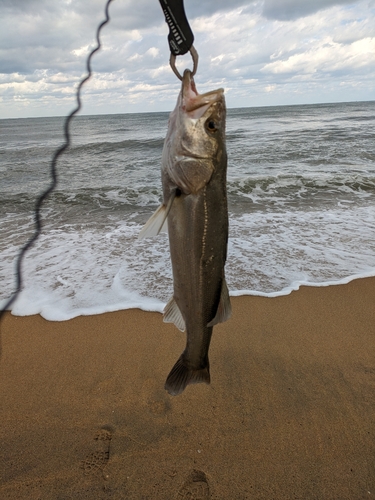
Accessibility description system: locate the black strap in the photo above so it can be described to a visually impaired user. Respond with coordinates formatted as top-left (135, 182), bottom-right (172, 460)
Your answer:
top-left (158, 0), bottom-right (194, 56)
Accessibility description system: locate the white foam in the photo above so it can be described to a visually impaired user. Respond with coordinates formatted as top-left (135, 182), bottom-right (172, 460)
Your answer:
top-left (2, 202), bottom-right (375, 321)
top-left (226, 205), bottom-right (375, 294)
top-left (230, 271), bottom-right (375, 298)
top-left (1, 221), bottom-right (170, 321)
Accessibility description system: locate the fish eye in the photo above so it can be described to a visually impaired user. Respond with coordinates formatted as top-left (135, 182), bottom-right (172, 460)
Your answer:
top-left (206, 120), bottom-right (217, 132)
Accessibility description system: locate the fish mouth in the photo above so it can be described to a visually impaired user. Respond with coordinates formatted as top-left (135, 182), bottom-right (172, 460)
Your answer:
top-left (181, 69), bottom-right (224, 119)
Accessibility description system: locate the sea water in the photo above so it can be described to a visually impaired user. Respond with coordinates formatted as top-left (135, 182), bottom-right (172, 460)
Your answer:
top-left (1, 101), bottom-right (375, 320)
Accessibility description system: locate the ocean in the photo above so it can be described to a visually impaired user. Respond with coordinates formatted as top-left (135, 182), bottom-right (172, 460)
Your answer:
top-left (1, 101), bottom-right (375, 320)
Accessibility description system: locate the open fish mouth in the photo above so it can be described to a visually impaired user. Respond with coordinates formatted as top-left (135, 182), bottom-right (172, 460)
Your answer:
top-left (181, 69), bottom-right (224, 119)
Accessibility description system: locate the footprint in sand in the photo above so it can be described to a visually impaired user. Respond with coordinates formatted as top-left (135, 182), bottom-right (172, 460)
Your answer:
top-left (80, 427), bottom-right (112, 476)
top-left (177, 469), bottom-right (210, 499)
top-left (141, 378), bottom-right (171, 416)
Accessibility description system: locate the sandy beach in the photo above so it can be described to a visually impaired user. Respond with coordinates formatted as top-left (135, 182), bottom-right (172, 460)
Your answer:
top-left (1, 277), bottom-right (375, 499)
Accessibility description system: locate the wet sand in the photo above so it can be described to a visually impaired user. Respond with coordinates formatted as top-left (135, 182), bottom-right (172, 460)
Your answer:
top-left (1, 277), bottom-right (375, 499)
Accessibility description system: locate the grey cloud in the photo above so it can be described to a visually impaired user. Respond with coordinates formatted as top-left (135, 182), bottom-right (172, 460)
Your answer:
top-left (263, 0), bottom-right (357, 20)
top-left (0, 0), bottom-right (49, 12)
top-left (185, 0), bottom-right (254, 18)
top-left (0, 0), bottom-right (167, 75)
top-left (101, 0), bottom-right (164, 30)
top-left (101, 0), bottom-right (254, 33)
top-left (0, 3), bottom-right (109, 74)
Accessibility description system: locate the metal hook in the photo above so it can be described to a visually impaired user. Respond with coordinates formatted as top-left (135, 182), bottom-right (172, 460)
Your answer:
top-left (169, 45), bottom-right (199, 81)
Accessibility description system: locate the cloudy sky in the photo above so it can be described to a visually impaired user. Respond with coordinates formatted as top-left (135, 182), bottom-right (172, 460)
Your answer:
top-left (1, 0), bottom-right (374, 118)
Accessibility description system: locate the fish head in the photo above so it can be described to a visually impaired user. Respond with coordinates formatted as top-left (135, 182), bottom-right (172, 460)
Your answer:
top-left (164, 69), bottom-right (226, 195)
top-left (180, 69), bottom-right (226, 147)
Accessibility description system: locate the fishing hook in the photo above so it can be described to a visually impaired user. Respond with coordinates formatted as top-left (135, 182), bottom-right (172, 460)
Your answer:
top-left (169, 45), bottom-right (198, 81)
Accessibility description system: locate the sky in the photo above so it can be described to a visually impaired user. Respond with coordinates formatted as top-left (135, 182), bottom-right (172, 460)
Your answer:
top-left (0, 0), bottom-right (374, 118)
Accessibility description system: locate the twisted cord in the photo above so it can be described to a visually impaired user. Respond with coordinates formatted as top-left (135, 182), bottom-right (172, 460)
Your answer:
top-left (0, 0), bottom-right (114, 324)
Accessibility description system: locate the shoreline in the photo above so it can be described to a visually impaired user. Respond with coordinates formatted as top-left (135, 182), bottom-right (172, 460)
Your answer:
top-left (1, 276), bottom-right (375, 498)
top-left (5, 269), bottom-right (375, 322)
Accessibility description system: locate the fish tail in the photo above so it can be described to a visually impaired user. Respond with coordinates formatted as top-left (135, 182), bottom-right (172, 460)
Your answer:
top-left (164, 355), bottom-right (210, 396)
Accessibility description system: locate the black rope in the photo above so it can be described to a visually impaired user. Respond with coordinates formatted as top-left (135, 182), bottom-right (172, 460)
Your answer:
top-left (0, 0), bottom-right (114, 328)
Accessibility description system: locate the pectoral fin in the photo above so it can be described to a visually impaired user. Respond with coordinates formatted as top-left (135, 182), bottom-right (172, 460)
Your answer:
top-left (207, 279), bottom-right (232, 327)
top-left (138, 191), bottom-right (176, 239)
top-left (163, 296), bottom-right (186, 332)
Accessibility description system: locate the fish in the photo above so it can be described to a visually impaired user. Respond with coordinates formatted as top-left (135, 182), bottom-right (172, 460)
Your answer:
top-left (139, 69), bottom-right (231, 396)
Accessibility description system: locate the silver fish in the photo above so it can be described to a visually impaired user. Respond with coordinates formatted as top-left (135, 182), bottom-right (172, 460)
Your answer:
top-left (140, 69), bottom-right (231, 396)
